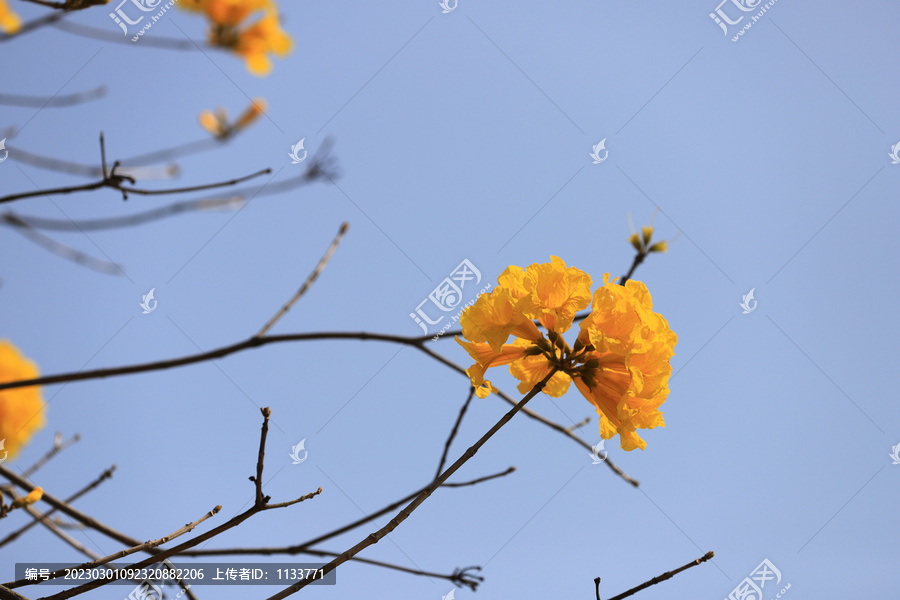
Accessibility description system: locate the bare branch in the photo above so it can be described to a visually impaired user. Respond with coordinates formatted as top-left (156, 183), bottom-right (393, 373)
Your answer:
top-left (22, 432), bottom-right (80, 478)
top-left (603, 551), bottom-right (715, 600)
top-left (3, 506), bottom-right (221, 588)
top-left (175, 467), bottom-right (515, 557)
top-left (437, 387), bottom-right (475, 477)
top-left (257, 222), bottom-right (349, 337)
top-left (265, 370), bottom-right (557, 599)
top-left (0, 465), bottom-right (114, 549)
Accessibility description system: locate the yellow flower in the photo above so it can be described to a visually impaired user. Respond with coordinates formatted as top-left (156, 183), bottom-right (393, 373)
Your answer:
top-left (199, 109), bottom-right (226, 138)
top-left (457, 260), bottom-right (676, 451)
top-left (12, 486), bottom-right (43, 509)
top-left (518, 256), bottom-right (592, 333)
top-left (576, 275), bottom-right (677, 450)
top-left (233, 97), bottom-right (267, 130)
top-left (179, 0), bottom-right (292, 76)
top-left (198, 97), bottom-right (266, 138)
top-left (234, 11), bottom-right (292, 76)
top-left (0, 0), bottom-right (21, 34)
top-left (0, 341), bottom-right (45, 461)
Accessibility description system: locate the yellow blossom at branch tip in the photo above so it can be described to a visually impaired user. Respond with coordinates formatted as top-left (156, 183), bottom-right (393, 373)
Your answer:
top-left (12, 487), bottom-right (43, 509)
top-left (199, 109), bottom-right (226, 137)
top-left (0, 340), bottom-right (45, 461)
top-left (0, 0), bottom-right (21, 34)
top-left (234, 97), bottom-right (267, 131)
top-left (457, 259), bottom-right (676, 451)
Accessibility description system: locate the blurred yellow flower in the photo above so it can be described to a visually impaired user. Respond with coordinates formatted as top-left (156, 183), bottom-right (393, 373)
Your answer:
top-left (178, 0), bottom-right (292, 76)
top-left (12, 486), bottom-right (43, 509)
top-left (0, 0), bottom-right (21, 34)
top-left (0, 340), bottom-right (45, 461)
top-left (199, 97), bottom-right (266, 138)
top-left (457, 259), bottom-right (676, 451)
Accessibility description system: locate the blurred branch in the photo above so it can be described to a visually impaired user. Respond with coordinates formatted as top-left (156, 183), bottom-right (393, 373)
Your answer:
top-left (5, 144), bottom-right (177, 179)
top-left (20, 0), bottom-right (108, 9)
top-left (265, 370), bottom-right (557, 599)
top-left (2, 195), bottom-right (245, 232)
top-left (22, 432), bottom-right (80, 478)
top-left (3, 213), bottom-right (123, 274)
top-left (599, 551), bottom-right (715, 600)
top-left (257, 222), bottom-right (349, 337)
top-left (52, 19), bottom-right (200, 50)
top-left (0, 86), bottom-right (104, 107)
top-left (0, 11), bottom-right (66, 43)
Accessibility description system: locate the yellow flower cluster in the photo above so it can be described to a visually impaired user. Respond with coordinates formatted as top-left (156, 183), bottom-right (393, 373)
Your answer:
top-left (199, 97), bottom-right (266, 138)
top-left (0, 340), bottom-right (45, 461)
top-left (179, 0), bottom-right (292, 76)
top-left (0, 0), bottom-right (21, 34)
top-left (457, 257), bottom-right (676, 451)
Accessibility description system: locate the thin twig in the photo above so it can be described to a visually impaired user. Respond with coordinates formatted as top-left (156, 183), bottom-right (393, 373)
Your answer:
top-left (604, 551), bottom-right (715, 600)
top-left (566, 417), bottom-right (591, 433)
top-left (265, 370), bottom-right (558, 599)
top-left (257, 222), bottom-right (349, 337)
top-left (22, 432), bottom-right (80, 478)
top-left (253, 407), bottom-right (272, 506)
top-left (437, 387), bottom-right (475, 477)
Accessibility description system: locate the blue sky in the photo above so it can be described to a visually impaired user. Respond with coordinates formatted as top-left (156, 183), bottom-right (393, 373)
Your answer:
top-left (1, 1), bottom-right (899, 599)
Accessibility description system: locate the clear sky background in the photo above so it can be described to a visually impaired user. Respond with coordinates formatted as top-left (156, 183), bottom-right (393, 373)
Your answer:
top-left (1, 1), bottom-right (899, 599)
